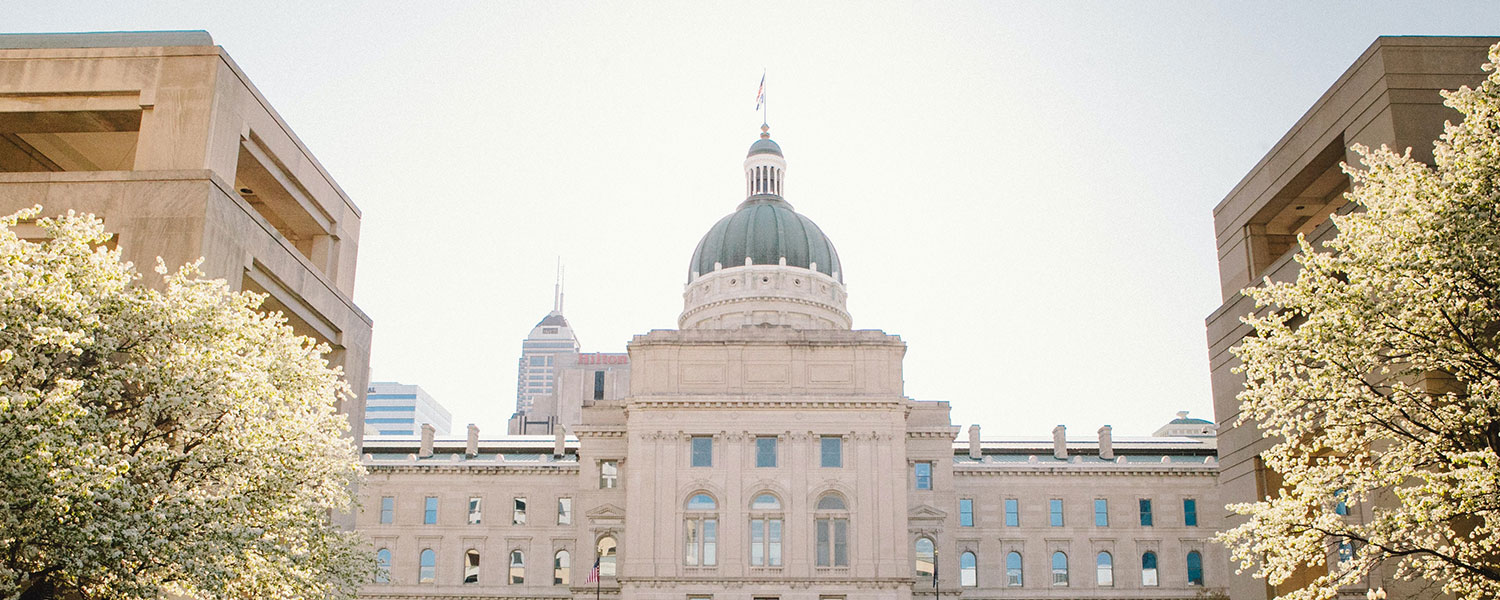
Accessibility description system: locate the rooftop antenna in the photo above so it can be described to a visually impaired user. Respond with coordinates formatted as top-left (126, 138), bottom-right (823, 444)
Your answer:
top-left (552, 258), bottom-right (564, 313)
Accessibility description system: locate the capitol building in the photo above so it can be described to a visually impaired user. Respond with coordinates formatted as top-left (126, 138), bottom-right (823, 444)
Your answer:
top-left (357, 126), bottom-right (1221, 600)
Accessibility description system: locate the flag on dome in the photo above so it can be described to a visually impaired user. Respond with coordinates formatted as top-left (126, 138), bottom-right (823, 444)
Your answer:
top-left (755, 72), bottom-right (766, 110)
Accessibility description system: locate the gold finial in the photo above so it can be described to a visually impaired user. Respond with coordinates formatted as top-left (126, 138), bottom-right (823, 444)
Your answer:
top-left (760, 123), bottom-right (770, 139)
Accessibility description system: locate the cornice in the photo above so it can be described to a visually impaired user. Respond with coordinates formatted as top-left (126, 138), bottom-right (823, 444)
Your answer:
top-left (359, 592), bottom-right (574, 600)
top-left (627, 398), bottom-right (905, 410)
top-left (364, 464), bottom-right (579, 475)
top-left (617, 576), bottom-right (913, 590)
top-left (952, 465), bottom-right (1217, 477)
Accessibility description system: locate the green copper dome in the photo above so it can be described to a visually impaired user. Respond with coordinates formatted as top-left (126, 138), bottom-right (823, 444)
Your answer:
top-left (748, 137), bottom-right (783, 156)
top-left (688, 195), bottom-right (842, 282)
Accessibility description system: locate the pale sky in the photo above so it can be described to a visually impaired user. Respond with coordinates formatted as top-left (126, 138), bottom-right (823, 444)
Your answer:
top-left (9, 2), bottom-right (1500, 438)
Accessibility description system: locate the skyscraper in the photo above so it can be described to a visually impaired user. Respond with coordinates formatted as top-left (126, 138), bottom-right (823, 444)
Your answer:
top-left (512, 274), bottom-right (581, 429)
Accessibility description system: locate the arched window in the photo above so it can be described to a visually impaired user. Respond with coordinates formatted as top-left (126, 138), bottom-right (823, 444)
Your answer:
top-left (509, 550), bottom-right (525, 584)
top-left (960, 551), bottom-right (977, 587)
top-left (749, 493), bottom-right (782, 567)
top-left (1141, 551), bottom-right (1159, 586)
top-left (1051, 551), bottom-right (1069, 586)
top-left (1096, 551), bottom-right (1113, 587)
top-left (814, 492), bottom-right (849, 567)
top-left (375, 548), bottom-right (391, 583)
top-left (914, 538), bottom-right (935, 579)
top-left (597, 536), bottom-right (618, 577)
top-left (554, 550), bottom-right (571, 585)
top-left (419, 548), bottom-right (436, 583)
top-left (1186, 551), bottom-right (1203, 586)
top-left (684, 493), bottom-right (718, 566)
top-left (464, 549), bottom-right (480, 584)
top-left (1006, 551), bottom-right (1023, 586)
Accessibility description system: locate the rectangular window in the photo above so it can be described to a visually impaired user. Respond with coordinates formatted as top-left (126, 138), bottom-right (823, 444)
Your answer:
top-left (1183, 498), bottom-right (1198, 527)
top-left (513, 497), bottom-right (527, 525)
top-left (1049, 498), bottom-right (1064, 527)
top-left (558, 497), bottom-right (573, 525)
top-left (600, 460), bottom-right (618, 488)
top-left (1005, 498), bottom-right (1019, 527)
top-left (959, 498), bottom-right (974, 527)
top-left (593, 370), bottom-right (605, 400)
top-left (684, 517), bottom-right (718, 566)
top-left (380, 496), bottom-right (394, 524)
top-left (691, 436), bottom-right (713, 467)
top-left (750, 517), bottom-right (783, 566)
top-left (424, 496), bottom-right (438, 525)
top-left (820, 436), bottom-right (842, 468)
top-left (1094, 498), bottom-right (1108, 527)
top-left (468, 496), bottom-right (483, 524)
top-left (529, 355), bottom-right (547, 366)
top-left (1139, 499), bottom-right (1154, 526)
top-left (914, 461), bottom-right (932, 490)
top-left (756, 437), bottom-right (777, 467)
top-left (815, 518), bottom-right (849, 567)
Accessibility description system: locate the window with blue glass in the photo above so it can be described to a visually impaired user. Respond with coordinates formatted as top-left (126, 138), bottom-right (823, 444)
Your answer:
top-left (959, 498), bottom-right (974, 527)
top-left (1094, 498), bottom-right (1108, 527)
top-left (820, 436), bottom-right (842, 468)
top-left (376, 548), bottom-right (391, 583)
top-left (691, 436), bottom-right (713, 467)
top-left (424, 496), bottom-right (438, 524)
top-left (755, 436), bottom-right (777, 467)
top-left (380, 496), bottom-right (394, 524)
top-left (1334, 489), bottom-right (1349, 515)
top-left (1139, 499), bottom-right (1153, 526)
top-left (1006, 551), bottom-right (1023, 586)
top-left (1183, 498), bottom-right (1198, 527)
top-left (1186, 551), bottom-right (1203, 586)
top-left (1005, 498), bottom-right (1019, 527)
top-left (914, 462), bottom-right (932, 490)
top-left (1049, 499), bottom-right (1064, 527)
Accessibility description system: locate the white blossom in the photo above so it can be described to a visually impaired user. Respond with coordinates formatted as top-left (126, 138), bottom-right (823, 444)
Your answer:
top-left (1218, 43), bottom-right (1500, 600)
top-left (0, 209), bottom-right (372, 599)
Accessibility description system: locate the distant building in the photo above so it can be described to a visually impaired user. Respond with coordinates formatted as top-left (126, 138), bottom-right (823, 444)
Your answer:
top-left (0, 31), bottom-right (373, 446)
top-left (1151, 411), bottom-right (1214, 438)
top-left (509, 351), bottom-right (630, 435)
top-left (365, 382), bottom-right (452, 438)
top-left (513, 303), bottom-right (581, 419)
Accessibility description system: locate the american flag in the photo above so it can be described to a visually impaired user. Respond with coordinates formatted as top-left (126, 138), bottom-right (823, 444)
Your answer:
top-left (755, 73), bottom-right (766, 110)
top-left (584, 556), bottom-right (601, 584)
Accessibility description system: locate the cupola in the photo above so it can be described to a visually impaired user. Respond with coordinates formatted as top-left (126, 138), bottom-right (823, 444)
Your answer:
top-left (680, 126), bottom-right (850, 330)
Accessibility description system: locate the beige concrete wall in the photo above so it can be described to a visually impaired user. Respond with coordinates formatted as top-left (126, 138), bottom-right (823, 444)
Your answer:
top-left (1206, 36), bottom-right (1498, 600)
top-left (0, 38), bottom-right (372, 439)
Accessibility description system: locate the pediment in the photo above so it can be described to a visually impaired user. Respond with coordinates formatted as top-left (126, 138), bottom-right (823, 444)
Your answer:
top-left (586, 503), bottom-right (626, 520)
top-left (908, 504), bottom-right (948, 521)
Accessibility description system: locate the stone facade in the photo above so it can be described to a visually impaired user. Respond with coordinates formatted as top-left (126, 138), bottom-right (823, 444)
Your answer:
top-left (357, 129), bottom-right (1223, 599)
top-left (0, 31), bottom-right (372, 443)
top-left (1206, 36), bottom-right (1499, 600)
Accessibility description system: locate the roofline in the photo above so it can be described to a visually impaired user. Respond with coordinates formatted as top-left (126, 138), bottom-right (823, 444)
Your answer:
top-left (0, 30), bottom-right (214, 49)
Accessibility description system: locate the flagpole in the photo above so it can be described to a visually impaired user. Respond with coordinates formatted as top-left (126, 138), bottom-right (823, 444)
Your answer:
top-left (595, 548), bottom-right (601, 600)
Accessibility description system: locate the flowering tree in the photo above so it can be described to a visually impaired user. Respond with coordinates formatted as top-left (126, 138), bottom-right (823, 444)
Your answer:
top-left (1219, 44), bottom-right (1500, 600)
top-left (0, 209), bottom-right (371, 599)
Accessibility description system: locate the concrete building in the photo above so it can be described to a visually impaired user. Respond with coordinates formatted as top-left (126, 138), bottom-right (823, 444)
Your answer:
top-left (1206, 36), bottom-right (1499, 600)
top-left (0, 31), bottom-right (373, 440)
top-left (510, 352), bottom-right (631, 435)
top-left (357, 128), bottom-right (1225, 599)
top-left (367, 382), bottom-right (454, 438)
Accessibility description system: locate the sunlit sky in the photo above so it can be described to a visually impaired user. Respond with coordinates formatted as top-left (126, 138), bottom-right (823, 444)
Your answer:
top-left (9, 2), bottom-right (1499, 438)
